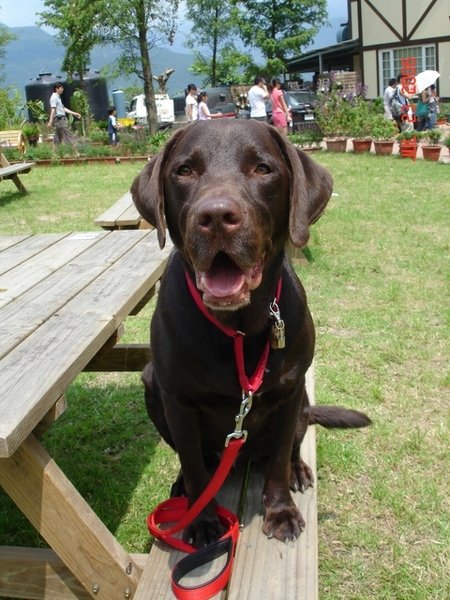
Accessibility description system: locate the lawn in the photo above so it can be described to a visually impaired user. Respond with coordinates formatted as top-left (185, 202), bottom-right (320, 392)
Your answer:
top-left (0, 153), bottom-right (448, 599)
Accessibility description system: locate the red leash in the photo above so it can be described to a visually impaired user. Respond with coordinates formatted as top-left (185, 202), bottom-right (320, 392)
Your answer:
top-left (147, 272), bottom-right (283, 599)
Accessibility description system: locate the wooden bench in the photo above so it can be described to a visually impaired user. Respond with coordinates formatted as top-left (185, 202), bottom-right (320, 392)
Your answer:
top-left (133, 369), bottom-right (317, 600)
top-left (0, 150), bottom-right (35, 194)
top-left (0, 129), bottom-right (26, 155)
top-left (94, 191), bottom-right (152, 230)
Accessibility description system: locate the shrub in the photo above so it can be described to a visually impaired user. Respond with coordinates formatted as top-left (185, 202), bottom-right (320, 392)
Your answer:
top-left (148, 130), bottom-right (171, 154)
top-left (369, 114), bottom-right (398, 140)
top-left (422, 128), bottom-right (442, 145)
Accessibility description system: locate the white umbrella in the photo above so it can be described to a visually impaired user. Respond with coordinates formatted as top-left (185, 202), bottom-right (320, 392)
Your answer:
top-left (415, 70), bottom-right (440, 94)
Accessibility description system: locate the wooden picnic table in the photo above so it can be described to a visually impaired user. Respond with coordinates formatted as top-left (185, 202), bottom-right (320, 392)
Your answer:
top-left (0, 229), bottom-right (171, 599)
top-left (94, 191), bottom-right (151, 231)
top-left (0, 228), bottom-right (317, 599)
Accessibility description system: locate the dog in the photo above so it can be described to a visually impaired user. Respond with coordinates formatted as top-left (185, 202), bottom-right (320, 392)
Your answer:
top-left (131, 119), bottom-right (370, 548)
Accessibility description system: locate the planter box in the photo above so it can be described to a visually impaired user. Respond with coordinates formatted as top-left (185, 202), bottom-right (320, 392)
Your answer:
top-left (324, 138), bottom-right (347, 152)
top-left (352, 139), bottom-right (372, 154)
top-left (399, 140), bottom-right (418, 160)
top-left (421, 145), bottom-right (441, 161)
top-left (373, 140), bottom-right (394, 156)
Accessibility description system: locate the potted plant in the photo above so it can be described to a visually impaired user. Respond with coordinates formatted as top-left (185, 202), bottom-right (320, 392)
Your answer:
top-left (347, 95), bottom-right (373, 153)
top-left (421, 129), bottom-right (442, 161)
top-left (21, 121), bottom-right (41, 147)
top-left (314, 75), bottom-right (352, 152)
top-left (370, 114), bottom-right (398, 155)
top-left (397, 130), bottom-right (420, 160)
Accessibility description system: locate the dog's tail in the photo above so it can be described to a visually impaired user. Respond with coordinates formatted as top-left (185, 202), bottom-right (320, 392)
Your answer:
top-left (305, 405), bottom-right (371, 428)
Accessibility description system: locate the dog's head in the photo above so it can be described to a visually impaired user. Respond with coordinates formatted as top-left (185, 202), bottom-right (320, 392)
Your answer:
top-left (132, 120), bottom-right (332, 310)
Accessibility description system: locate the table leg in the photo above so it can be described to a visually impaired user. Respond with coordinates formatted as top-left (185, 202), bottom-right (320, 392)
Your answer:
top-left (0, 434), bottom-right (142, 600)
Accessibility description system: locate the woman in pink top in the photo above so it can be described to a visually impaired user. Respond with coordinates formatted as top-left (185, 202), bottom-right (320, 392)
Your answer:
top-left (270, 78), bottom-right (291, 135)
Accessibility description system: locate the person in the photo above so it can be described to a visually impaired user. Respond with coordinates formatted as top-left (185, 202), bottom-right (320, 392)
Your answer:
top-left (107, 106), bottom-right (121, 145)
top-left (197, 92), bottom-right (222, 120)
top-left (393, 74), bottom-right (415, 132)
top-left (185, 84), bottom-right (198, 122)
top-left (48, 83), bottom-right (81, 145)
top-left (269, 78), bottom-right (291, 135)
top-left (383, 78), bottom-right (397, 120)
top-left (247, 77), bottom-right (269, 121)
top-left (425, 84), bottom-right (439, 129)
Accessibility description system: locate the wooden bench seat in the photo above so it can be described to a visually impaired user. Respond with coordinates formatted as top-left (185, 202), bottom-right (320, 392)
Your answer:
top-left (0, 150), bottom-right (35, 194)
top-left (134, 368), bottom-right (317, 600)
top-left (94, 191), bottom-right (152, 230)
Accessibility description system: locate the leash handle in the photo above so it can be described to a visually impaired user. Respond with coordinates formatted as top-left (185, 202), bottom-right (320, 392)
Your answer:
top-left (171, 518), bottom-right (240, 600)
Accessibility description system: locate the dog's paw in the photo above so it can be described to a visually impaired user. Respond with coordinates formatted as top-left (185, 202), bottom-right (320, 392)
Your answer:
top-left (290, 457), bottom-right (314, 493)
top-left (262, 500), bottom-right (306, 542)
top-left (182, 509), bottom-right (226, 548)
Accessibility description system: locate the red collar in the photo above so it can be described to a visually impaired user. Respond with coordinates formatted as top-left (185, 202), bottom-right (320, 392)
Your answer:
top-left (184, 270), bottom-right (282, 394)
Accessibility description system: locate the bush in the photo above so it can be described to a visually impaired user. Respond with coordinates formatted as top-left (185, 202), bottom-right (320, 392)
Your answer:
top-left (422, 128), bottom-right (442, 145)
top-left (369, 114), bottom-right (398, 140)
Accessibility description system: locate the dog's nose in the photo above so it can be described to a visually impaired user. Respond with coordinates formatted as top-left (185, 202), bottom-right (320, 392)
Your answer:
top-left (196, 197), bottom-right (242, 233)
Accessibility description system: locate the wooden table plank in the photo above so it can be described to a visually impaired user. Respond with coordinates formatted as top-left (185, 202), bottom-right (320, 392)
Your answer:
top-left (0, 232), bottom-right (110, 309)
top-left (0, 230), bottom-right (152, 358)
top-left (94, 191), bottom-right (140, 229)
top-left (0, 233), bottom-right (68, 276)
top-left (0, 230), bottom-right (172, 457)
top-left (0, 234), bottom-right (31, 253)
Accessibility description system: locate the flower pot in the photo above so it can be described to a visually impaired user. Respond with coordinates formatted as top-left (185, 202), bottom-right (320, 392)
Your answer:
top-left (421, 145), bottom-right (441, 161)
top-left (399, 140), bottom-right (418, 160)
top-left (324, 138), bottom-right (347, 152)
top-left (352, 139), bottom-right (372, 154)
top-left (373, 140), bottom-right (394, 156)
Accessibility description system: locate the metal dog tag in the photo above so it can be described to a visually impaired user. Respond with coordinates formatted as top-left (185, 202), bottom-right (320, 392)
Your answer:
top-left (271, 320), bottom-right (286, 349)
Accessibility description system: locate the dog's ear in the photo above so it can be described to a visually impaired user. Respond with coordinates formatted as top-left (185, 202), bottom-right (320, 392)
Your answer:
top-left (281, 141), bottom-right (333, 248)
top-left (131, 129), bottom-right (185, 249)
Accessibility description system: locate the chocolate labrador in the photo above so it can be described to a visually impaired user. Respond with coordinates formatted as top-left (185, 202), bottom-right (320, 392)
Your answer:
top-left (131, 119), bottom-right (370, 547)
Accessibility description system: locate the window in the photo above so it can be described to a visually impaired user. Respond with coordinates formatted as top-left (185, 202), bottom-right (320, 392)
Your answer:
top-left (379, 45), bottom-right (436, 89)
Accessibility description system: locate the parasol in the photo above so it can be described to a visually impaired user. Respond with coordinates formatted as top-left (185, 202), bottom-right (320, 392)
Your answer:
top-left (415, 70), bottom-right (440, 94)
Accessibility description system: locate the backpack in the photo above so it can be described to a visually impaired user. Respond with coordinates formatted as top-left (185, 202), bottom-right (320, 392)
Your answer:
top-left (390, 89), bottom-right (404, 119)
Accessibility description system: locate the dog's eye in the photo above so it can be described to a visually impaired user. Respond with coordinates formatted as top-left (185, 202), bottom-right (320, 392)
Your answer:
top-left (254, 163), bottom-right (271, 175)
top-left (176, 164), bottom-right (192, 176)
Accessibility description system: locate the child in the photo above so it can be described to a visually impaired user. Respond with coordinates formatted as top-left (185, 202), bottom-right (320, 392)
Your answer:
top-left (107, 106), bottom-right (119, 145)
top-left (197, 92), bottom-right (222, 120)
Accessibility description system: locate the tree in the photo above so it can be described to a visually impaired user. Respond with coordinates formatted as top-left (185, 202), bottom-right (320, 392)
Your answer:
top-left (185, 0), bottom-right (248, 87)
top-left (39, 0), bottom-right (99, 81)
top-left (190, 46), bottom-right (252, 87)
top-left (96, 0), bottom-right (179, 133)
top-left (232, 0), bottom-right (327, 77)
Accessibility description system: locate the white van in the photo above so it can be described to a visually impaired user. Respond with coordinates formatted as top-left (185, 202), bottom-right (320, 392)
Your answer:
top-left (127, 94), bottom-right (175, 124)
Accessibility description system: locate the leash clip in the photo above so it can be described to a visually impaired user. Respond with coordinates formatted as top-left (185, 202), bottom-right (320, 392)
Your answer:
top-left (225, 390), bottom-right (253, 446)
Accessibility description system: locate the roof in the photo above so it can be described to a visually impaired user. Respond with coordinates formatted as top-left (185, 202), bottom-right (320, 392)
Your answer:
top-left (287, 39), bottom-right (360, 73)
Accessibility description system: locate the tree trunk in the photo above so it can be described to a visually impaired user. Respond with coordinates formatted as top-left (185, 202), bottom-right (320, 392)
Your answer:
top-left (136, 11), bottom-right (157, 134)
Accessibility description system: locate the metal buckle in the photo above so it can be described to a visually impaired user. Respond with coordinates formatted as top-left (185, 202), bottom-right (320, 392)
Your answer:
top-left (225, 391), bottom-right (253, 446)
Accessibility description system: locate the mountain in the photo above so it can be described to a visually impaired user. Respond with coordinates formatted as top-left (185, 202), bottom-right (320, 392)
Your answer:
top-left (1, 26), bottom-right (202, 98)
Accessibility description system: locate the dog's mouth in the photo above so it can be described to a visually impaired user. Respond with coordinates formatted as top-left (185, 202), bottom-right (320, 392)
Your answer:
top-left (195, 252), bottom-right (264, 310)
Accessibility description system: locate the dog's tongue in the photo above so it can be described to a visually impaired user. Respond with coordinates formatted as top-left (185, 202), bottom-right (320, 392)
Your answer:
top-left (203, 261), bottom-right (245, 298)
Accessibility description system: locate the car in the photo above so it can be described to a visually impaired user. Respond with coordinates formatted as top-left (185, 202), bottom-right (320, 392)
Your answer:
top-left (266, 90), bottom-right (317, 128)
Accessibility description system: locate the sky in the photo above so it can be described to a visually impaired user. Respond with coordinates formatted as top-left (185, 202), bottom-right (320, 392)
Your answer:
top-left (0, 0), bottom-right (348, 28)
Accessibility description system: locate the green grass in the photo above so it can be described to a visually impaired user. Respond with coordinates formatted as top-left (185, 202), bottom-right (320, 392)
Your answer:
top-left (0, 154), bottom-right (449, 599)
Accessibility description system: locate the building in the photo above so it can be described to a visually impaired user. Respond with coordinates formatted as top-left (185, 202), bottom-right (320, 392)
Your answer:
top-left (287, 0), bottom-right (450, 100)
